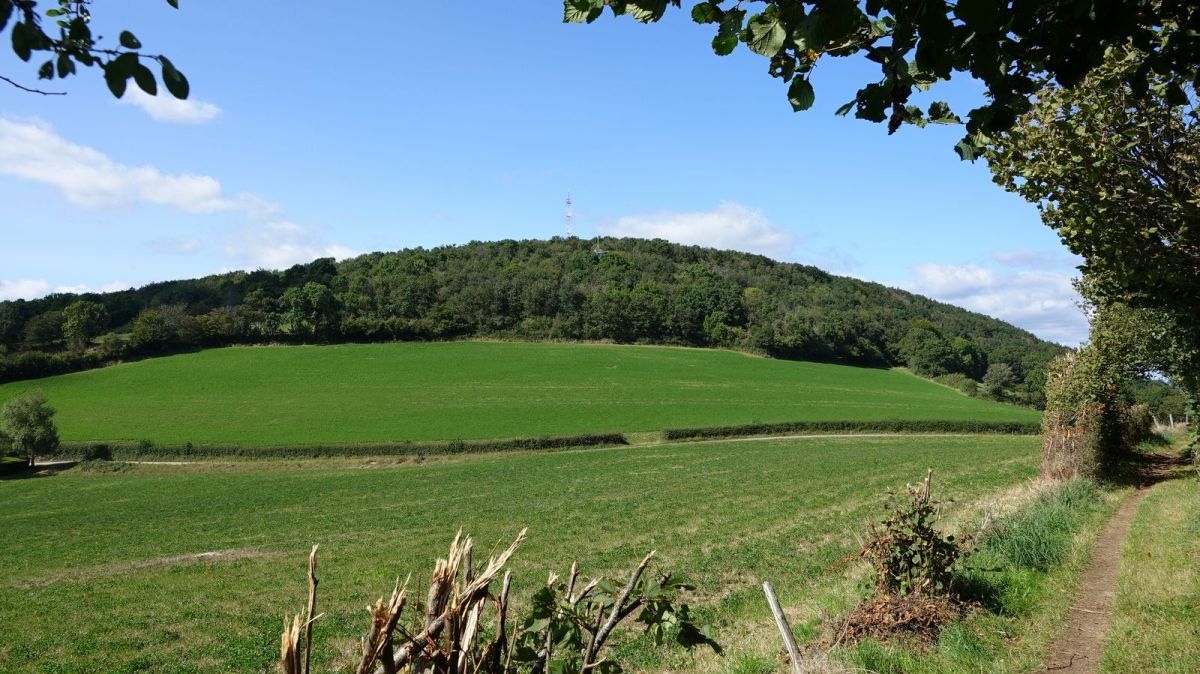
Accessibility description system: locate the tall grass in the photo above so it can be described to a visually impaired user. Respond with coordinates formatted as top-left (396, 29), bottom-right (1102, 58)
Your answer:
top-left (980, 480), bottom-right (1102, 570)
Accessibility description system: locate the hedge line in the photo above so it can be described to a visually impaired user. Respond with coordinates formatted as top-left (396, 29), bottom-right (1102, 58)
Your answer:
top-left (53, 432), bottom-right (628, 460)
top-left (663, 419), bottom-right (1041, 440)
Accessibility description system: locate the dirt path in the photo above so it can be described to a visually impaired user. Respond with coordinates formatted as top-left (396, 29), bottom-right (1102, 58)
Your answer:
top-left (1041, 487), bottom-right (1149, 672)
top-left (1041, 453), bottom-right (1181, 673)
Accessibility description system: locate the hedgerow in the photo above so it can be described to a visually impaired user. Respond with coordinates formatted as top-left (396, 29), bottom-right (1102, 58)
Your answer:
top-left (53, 433), bottom-right (627, 460)
top-left (663, 419), bottom-right (1039, 440)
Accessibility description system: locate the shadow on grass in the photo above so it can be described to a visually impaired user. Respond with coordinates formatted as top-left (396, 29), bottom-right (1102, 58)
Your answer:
top-left (1104, 439), bottom-right (1192, 488)
top-left (0, 461), bottom-right (77, 481)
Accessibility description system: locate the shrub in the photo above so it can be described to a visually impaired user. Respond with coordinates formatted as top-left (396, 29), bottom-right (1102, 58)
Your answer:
top-left (76, 459), bottom-right (132, 473)
top-left (1119, 403), bottom-right (1153, 449)
top-left (79, 444), bottom-right (112, 461)
top-left (860, 471), bottom-right (965, 597)
top-left (933, 373), bottom-right (979, 397)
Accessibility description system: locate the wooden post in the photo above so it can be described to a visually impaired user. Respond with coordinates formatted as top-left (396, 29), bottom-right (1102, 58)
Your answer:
top-left (762, 582), bottom-right (802, 674)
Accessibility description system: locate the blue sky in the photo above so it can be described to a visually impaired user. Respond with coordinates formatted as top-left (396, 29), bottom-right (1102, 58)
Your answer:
top-left (0, 3), bottom-right (1086, 344)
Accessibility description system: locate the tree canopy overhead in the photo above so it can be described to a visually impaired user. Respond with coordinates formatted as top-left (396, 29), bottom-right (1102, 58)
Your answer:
top-left (987, 46), bottom-right (1199, 410)
top-left (1, 0), bottom-right (188, 98)
top-left (565, 0), bottom-right (1200, 157)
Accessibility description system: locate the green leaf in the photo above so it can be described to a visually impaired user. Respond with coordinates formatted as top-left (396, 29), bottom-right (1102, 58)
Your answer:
top-left (927, 101), bottom-right (960, 124)
top-left (712, 32), bottom-right (738, 55)
top-left (37, 59), bottom-right (53, 80)
top-left (56, 53), bottom-right (75, 78)
top-left (711, 9), bottom-right (744, 56)
top-left (563, 0), bottom-right (603, 23)
top-left (110, 52), bottom-right (139, 78)
top-left (1165, 82), bottom-right (1189, 106)
top-left (165, 0), bottom-right (180, 8)
top-left (133, 63), bottom-right (157, 95)
top-left (160, 56), bottom-right (190, 99)
top-left (103, 63), bottom-right (128, 98)
top-left (799, 0), bottom-right (863, 47)
top-left (626, 0), bottom-right (668, 23)
top-left (12, 21), bottom-right (32, 62)
top-left (745, 13), bottom-right (785, 57)
top-left (66, 16), bottom-right (91, 41)
top-left (0, 0), bottom-right (11, 33)
top-left (788, 77), bottom-right (815, 111)
top-left (954, 0), bottom-right (997, 29)
top-left (119, 30), bottom-right (142, 50)
top-left (955, 139), bottom-right (983, 161)
top-left (691, 2), bottom-right (720, 24)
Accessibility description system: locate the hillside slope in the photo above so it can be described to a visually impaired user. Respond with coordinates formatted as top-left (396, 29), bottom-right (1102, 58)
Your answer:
top-left (0, 342), bottom-right (1039, 446)
top-left (0, 237), bottom-right (1067, 403)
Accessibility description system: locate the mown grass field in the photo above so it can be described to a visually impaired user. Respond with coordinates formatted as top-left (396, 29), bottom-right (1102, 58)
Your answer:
top-left (0, 434), bottom-right (1039, 673)
top-left (0, 342), bottom-right (1039, 447)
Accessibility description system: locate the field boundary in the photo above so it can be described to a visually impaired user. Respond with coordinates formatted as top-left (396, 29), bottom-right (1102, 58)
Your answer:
top-left (663, 419), bottom-right (1040, 440)
top-left (44, 418), bottom-right (1042, 460)
top-left (52, 432), bottom-right (628, 460)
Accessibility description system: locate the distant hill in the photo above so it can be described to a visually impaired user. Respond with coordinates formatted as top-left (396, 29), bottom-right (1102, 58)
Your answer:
top-left (0, 237), bottom-right (1066, 403)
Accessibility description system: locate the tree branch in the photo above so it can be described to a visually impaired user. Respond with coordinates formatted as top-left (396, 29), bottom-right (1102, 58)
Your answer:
top-left (0, 75), bottom-right (66, 96)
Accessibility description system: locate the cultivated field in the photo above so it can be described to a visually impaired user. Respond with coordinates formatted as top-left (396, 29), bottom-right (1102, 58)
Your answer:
top-left (0, 434), bottom-right (1039, 672)
top-left (0, 342), bottom-right (1038, 447)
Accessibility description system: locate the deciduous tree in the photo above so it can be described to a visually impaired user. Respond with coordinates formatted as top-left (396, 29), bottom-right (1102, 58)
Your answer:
top-left (567, 0), bottom-right (1200, 157)
top-left (0, 390), bottom-right (59, 468)
top-left (989, 49), bottom-right (1197, 320)
top-left (61, 299), bottom-right (107, 351)
top-left (981, 362), bottom-right (1015, 401)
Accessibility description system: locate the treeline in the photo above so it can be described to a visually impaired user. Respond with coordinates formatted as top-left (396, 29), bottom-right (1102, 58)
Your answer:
top-left (0, 237), bottom-right (1067, 404)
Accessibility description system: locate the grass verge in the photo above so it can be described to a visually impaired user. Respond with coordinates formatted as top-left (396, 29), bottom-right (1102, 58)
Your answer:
top-left (832, 479), bottom-right (1122, 674)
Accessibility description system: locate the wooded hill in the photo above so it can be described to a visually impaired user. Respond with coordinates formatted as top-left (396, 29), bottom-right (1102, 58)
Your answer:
top-left (0, 237), bottom-right (1065, 403)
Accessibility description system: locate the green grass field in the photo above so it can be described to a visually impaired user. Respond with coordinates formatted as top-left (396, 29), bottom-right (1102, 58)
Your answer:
top-left (0, 342), bottom-right (1038, 447)
top-left (0, 434), bottom-right (1040, 672)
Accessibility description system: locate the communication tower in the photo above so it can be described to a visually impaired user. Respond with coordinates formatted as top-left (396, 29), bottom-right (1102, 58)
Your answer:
top-left (565, 193), bottom-right (574, 237)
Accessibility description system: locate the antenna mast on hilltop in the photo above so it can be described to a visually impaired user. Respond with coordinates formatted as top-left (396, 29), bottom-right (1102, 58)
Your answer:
top-left (564, 193), bottom-right (574, 237)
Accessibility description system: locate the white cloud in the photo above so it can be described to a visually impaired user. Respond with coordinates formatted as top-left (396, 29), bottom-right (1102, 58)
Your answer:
top-left (0, 279), bottom-right (132, 301)
top-left (222, 221), bottom-right (357, 270)
top-left (598, 202), bottom-right (798, 259)
top-left (146, 237), bottom-right (203, 255)
top-left (992, 249), bottom-right (1082, 271)
top-left (119, 87), bottom-right (222, 124)
top-left (909, 263), bottom-right (999, 299)
top-left (0, 279), bottom-right (51, 301)
top-left (0, 118), bottom-right (256, 212)
top-left (905, 263), bottom-right (1087, 346)
top-left (52, 281), bottom-right (134, 295)
top-left (0, 117), bottom-right (352, 273)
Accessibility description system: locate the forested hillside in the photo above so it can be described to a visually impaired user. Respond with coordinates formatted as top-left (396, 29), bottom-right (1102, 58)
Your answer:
top-left (0, 237), bottom-right (1065, 403)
